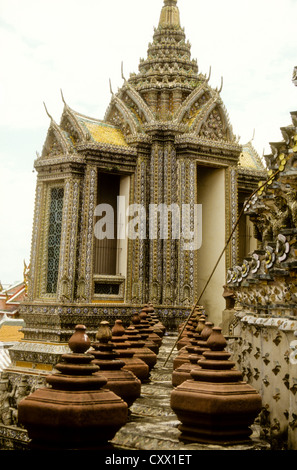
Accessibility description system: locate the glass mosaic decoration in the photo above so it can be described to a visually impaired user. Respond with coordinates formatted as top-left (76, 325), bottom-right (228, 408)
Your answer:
top-left (46, 187), bottom-right (64, 293)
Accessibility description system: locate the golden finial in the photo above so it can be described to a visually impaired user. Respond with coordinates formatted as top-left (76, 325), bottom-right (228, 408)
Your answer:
top-left (159, 0), bottom-right (180, 28)
top-left (43, 102), bottom-right (53, 121)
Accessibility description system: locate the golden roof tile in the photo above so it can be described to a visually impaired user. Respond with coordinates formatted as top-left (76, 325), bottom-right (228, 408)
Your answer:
top-left (239, 142), bottom-right (266, 172)
top-left (77, 116), bottom-right (128, 147)
top-left (0, 325), bottom-right (24, 342)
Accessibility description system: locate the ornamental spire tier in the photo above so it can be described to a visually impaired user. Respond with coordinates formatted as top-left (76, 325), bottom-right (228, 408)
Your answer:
top-left (159, 0), bottom-right (180, 29)
top-left (125, 0), bottom-right (201, 118)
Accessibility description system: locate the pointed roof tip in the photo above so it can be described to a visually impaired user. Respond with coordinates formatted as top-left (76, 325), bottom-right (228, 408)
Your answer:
top-left (121, 61), bottom-right (126, 81)
top-left (43, 102), bottom-right (53, 121)
top-left (219, 76), bottom-right (223, 93)
top-left (60, 88), bottom-right (67, 106)
top-left (159, 0), bottom-right (180, 28)
top-left (109, 78), bottom-right (114, 95)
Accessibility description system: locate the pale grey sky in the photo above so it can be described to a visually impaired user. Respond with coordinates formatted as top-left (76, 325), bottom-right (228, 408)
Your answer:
top-left (0, 0), bottom-right (296, 284)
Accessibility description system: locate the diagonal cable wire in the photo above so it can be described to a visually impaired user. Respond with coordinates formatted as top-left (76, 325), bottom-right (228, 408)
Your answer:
top-left (162, 168), bottom-right (280, 367)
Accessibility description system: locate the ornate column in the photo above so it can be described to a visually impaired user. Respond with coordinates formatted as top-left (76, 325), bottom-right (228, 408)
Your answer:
top-left (226, 166), bottom-right (238, 268)
top-left (176, 158), bottom-right (196, 306)
top-left (149, 141), bottom-right (164, 304)
top-left (57, 178), bottom-right (81, 302)
top-left (27, 182), bottom-right (44, 301)
top-left (76, 165), bottom-right (97, 302)
top-left (162, 142), bottom-right (179, 305)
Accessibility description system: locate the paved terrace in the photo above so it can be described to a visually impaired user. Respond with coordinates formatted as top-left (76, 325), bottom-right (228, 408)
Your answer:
top-left (111, 332), bottom-right (270, 451)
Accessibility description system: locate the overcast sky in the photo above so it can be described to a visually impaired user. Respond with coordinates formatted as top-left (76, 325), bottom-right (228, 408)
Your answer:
top-left (0, 0), bottom-right (297, 285)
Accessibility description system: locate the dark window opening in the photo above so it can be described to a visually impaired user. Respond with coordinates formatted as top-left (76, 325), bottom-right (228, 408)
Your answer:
top-left (94, 283), bottom-right (120, 295)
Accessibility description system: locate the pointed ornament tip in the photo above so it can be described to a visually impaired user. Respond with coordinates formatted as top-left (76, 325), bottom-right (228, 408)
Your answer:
top-left (159, 0), bottom-right (180, 28)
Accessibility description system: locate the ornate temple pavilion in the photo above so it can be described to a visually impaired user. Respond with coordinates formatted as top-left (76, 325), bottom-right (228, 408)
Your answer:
top-left (3, 0), bottom-right (265, 397)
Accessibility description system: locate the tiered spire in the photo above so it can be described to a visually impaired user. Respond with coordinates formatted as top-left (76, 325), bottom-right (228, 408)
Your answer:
top-left (128, 0), bottom-right (200, 115)
top-left (105, 0), bottom-right (237, 142)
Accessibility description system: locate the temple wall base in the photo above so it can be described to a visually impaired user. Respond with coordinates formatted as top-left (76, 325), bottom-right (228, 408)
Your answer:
top-left (225, 309), bottom-right (297, 450)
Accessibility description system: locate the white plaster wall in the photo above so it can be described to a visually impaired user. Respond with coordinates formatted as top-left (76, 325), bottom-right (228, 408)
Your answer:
top-left (196, 166), bottom-right (226, 326)
top-left (117, 175), bottom-right (130, 277)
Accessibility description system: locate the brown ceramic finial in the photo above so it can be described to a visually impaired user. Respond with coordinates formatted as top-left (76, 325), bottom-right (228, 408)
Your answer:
top-left (196, 316), bottom-right (206, 334)
top-left (112, 319), bottom-right (126, 337)
top-left (96, 321), bottom-right (113, 343)
top-left (18, 325), bottom-right (128, 450)
top-left (68, 325), bottom-right (91, 354)
top-left (206, 326), bottom-right (227, 351)
top-left (171, 323), bottom-right (262, 445)
top-left (199, 322), bottom-right (214, 342)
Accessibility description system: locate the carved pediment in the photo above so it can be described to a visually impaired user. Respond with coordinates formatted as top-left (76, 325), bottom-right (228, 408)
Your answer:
top-left (60, 106), bottom-right (90, 145)
top-left (41, 121), bottom-right (73, 158)
top-left (104, 94), bottom-right (140, 137)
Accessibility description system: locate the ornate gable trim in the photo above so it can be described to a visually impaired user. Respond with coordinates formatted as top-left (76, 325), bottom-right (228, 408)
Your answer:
top-left (174, 79), bottom-right (209, 123)
top-left (41, 119), bottom-right (73, 158)
top-left (120, 82), bottom-right (155, 124)
top-left (104, 94), bottom-right (140, 137)
top-left (60, 105), bottom-right (91, 144)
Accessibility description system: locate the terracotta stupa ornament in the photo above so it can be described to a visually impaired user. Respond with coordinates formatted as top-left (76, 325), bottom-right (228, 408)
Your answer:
top-left (172, 354), bottom-right (203, 387)
top-left (125, 325), bottom-right (157, 370)
top-left (141, 304), bottom-right (166, 337)
top-left (17, 325), bottom-right (128, 450)
top-left (139, 310), bottom-right (163, 348)
top-left (131, 313), bottom-right (159, 354)
top-left (171, 327), bottom-right (262, 445)
top-left (173, 316), bottom-right (208, 370)
top-left (176, 316), bottom-right (199, 350)
top-left (111, 320), bottom-right (150, 381)
top-left (172, 318), bottom-right (210, 384)
top-left (91, 321), bottom-right (141, 408)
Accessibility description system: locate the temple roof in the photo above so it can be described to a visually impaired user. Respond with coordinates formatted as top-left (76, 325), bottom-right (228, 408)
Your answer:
top-left (40, 0), bottom-right (240, 160)
top-left (74, 112), bottom-right (128, 147)
top-left (239, 141), bottom-right (266, 173)
top-left (40, 104), bottom-right (129, 159)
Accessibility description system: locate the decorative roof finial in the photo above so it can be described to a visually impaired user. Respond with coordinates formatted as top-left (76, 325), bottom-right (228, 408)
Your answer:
top-left (121, 61), bottom-right (126, 81)
top-left (60, 88), bottom-right (67, 106)
top-left (43, 102), bottom-right (53, 121)
top-left (109, 78), bottom-right (114, 95)
top-left (218, 76), bottom-right (223, 93)
top-left (159, 0), bottom-right (180, 28)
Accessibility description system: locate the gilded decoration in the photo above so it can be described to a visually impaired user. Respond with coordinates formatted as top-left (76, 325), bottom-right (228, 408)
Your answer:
top-left (0, 3), bottom-right (248, 446)
top-left (23, 0), bottom-right (242, 324)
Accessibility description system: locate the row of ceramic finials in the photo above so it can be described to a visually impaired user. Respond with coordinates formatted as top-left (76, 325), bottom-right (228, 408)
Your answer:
top-left (16, 305), bottom-right (167, 450)
top-left (17, 305), bottom-right (263, 449)
top-left (170, 308), bottom-right (263, 445)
